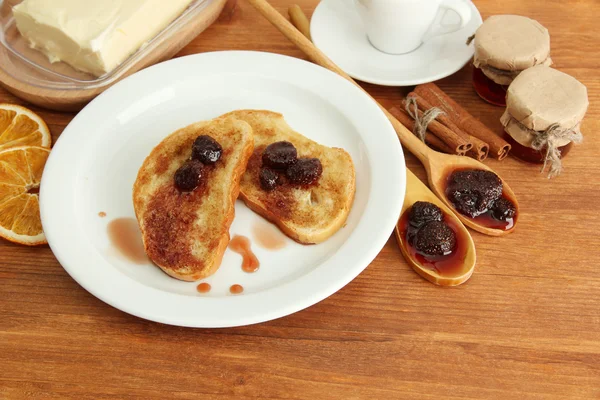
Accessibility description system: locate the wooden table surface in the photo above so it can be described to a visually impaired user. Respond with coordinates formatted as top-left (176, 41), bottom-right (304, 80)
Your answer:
top-left (2, 0), bottom-right (599, 398)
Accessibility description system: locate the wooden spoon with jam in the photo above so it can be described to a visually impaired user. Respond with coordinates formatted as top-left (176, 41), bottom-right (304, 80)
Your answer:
top-left (428, 156), bottom-right (519, 237)
top-left (395, 170), bottom-right (476, 286)
top-left (252, 0), bottom-right (519, 236)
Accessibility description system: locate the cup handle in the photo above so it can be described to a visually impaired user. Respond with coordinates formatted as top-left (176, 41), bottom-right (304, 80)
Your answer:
top-left (421, 0), bottom-right (472, 42)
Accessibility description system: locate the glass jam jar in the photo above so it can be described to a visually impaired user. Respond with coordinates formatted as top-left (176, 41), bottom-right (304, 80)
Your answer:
top-left (471, 15), bottom-right (552, 107)
top-left (472, 66), bottom-right (508, 107)
top-left (501, 65), bottom-right (588, 176)
top-left (503, 132), bottom-right (572, 164)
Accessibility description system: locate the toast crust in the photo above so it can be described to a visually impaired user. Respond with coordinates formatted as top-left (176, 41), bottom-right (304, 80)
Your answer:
top-left (222, 110), bottom-right (356, 244)
top-left (133, 116), bottom-right (253, 281)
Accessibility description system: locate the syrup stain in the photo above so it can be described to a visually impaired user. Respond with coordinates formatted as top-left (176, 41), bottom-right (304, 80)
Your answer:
top-left (229, 284), bottom-right (244, 294)
top-left (229, 235), bottom-right (259, 273)
top-left (107, 218), bottom-right (148, 264)
top-left (197, 282), bottom-right (211, 293)
top-left (251, 220), bottom-right (286, 250)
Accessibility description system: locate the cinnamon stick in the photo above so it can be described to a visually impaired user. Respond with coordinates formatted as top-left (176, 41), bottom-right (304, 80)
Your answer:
top-left (401, 98), bottom-right (472, 154)
top-left (389, 107), bottom-right (465, 156)
top-left (414, 83), bottom-right (511, 160)
top-left (466, 145), bottom-right (488, 161)
top-left (407, 91), bottom-right (490, 161)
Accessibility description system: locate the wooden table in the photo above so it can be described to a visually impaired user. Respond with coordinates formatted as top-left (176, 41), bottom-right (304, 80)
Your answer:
top-left (2, 1), bottom-right (599, 398)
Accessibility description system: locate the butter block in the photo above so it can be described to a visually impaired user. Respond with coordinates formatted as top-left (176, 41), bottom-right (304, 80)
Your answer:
top-left (13, 0), bottom-right (195, 77)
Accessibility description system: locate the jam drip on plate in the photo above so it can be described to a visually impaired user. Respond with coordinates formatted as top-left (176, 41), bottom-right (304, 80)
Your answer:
top-left (229, 235), bottom-right (260, 273)
top-left (197, 282), bottom-right (211, 293)
top-left (107, 218), bottom-right (148, 264)
top-left (230, 284), bottom-right (244, 294)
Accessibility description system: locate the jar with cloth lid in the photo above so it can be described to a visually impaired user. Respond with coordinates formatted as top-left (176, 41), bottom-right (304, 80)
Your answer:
top-left (501, 65), bottom-right (588, 178)
top-left (471, 15), bottom-right (552, 106)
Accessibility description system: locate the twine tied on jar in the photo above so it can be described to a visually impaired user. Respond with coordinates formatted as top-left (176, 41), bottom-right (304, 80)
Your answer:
top-left (530, 123), bottom-right (583, 178)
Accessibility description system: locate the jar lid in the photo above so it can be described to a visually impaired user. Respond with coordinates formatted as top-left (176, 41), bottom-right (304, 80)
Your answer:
top-left (501, 65), bottom-right (587, 177)
top-left (473, 15), bottom-right (551, 76)
top-left (505, 65), bottom-right (588, 132)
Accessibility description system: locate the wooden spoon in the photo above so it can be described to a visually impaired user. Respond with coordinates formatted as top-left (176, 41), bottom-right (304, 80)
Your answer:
top-left (286, 7), bottom-right (476, 285)
top-left (284, 6), bottom-right (478, 284)
top-left (248, 0), bottom-right (519, 236)
top-left (396, 170), bottom-right (476, 286)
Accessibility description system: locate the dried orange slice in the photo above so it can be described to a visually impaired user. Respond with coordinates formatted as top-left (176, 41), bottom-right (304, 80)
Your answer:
top-left (0, 146), bottom-right (50, 245)
top-left (0, 104), bottom-right (51, 151)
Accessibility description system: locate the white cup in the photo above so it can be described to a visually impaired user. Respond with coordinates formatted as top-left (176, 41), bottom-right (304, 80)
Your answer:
top-left (353, 0), bottom-right (472, 54)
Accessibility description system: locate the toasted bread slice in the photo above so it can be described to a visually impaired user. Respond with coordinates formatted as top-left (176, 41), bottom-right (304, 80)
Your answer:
top-left (221, 110), bottom-right (355, 244)
top-left (133, 116), bottom-right (254, 281)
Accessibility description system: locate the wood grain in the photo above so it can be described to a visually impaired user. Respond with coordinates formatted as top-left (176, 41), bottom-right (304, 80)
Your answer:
top-left (2, 0), bottom-right (600, 398)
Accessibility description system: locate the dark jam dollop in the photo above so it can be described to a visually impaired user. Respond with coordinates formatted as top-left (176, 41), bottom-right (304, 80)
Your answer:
top-left (192, 135), bottom-right (222, 164)
top-left (406, 202), bottom-right (455, 257)
top-left (446, 169), bottom-right (502, 218)
top-left (445, 168), bottom-right (517, 230)
top-left (259, 167), bottom-right (283, 191)
top-left (174, 159), bottom-right (204, 191)
top-left (286, 158), bottom-right (322, 185)
top-left (262, 141), bottom-right (297, 169)
top-left (175, 135), bottom-right (222, 192)
top-left (490, 198), bottom-right (516, 221)
top-left (408, 201), bottom-right (443, 228)
top-left (413, 221), bottom-right (456, 257)
top-left (400, 201), bottom-right (465, 277)
top-left (258, 142), bottom-right (323, 190)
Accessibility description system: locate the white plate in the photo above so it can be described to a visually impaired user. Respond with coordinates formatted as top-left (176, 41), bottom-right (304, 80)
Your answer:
top-left (40, 51), bottom-right (405, 328)
top-left (310, 0), bottom-right (482, 86)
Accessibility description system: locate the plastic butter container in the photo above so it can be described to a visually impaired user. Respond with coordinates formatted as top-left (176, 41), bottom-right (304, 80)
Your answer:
top-left (0, 0), bottom-right (227, 110)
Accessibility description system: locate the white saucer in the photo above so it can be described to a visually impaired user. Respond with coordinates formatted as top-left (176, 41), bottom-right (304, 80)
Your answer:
top-left (310, 0), bottom-right (482, 86)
